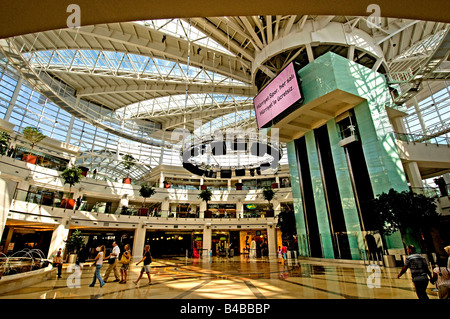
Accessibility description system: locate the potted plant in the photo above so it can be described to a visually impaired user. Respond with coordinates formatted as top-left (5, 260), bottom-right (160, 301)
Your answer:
top-left (65, 229), bottom-right (84, 264)
top-left (434, 177), bottom-right (448, 197)
top-left (60, 166), bottom-right (84, 209)
top-left (198, 188), bottom-right (213, 218)
top-left (262, 187), bottom-right (275, 217)
top-left (0, 129), bottom-right (10, 156)
top-left (122, 154), bottom-right (136, 184)
top-left (139, 184), bottom-right (156, 216)
top-left (22, 126), bottom-right (46, 164)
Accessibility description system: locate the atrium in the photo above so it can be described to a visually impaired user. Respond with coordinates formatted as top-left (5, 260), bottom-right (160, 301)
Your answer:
top-left (0, 1), bottom-right (449, 302)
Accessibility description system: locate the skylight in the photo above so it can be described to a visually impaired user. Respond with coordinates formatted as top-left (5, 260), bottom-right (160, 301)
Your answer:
top-left (136, 19), bottom-right (234, 56)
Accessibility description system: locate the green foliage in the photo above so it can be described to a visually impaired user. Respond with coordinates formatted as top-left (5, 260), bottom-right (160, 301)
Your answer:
top-left (61, 166), bottom-right (84, 189)
top-left (139, 184), bottom-right (155, 198)
top-left (262, 187), bottom-right (275, 207)
top-left (198, 188), bottom-right (212, 204)
top-left (367, 188), bottom-right (440, 236)
top-left (65, 229), bottom-right (84, 254)
top-left (276, 209), bottom-right (297, 237)
top-left (122, 154), bottom-right (136, 171)
top-left (0, 130), bottom-right (10, 155)
top-left (22, 126), bottom-right (45, 151)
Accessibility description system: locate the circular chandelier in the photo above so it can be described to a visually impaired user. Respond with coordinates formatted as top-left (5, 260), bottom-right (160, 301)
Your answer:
top-left (180, 133), bottom-right (282, 178)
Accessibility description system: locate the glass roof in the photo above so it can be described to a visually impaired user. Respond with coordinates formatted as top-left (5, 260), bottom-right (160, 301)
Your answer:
top-left (120, 93), bottom-right (253, 118)
top-left (24, 49), bottom-right (249, 86)
top-left (136, 19), bottom-right (234, 56)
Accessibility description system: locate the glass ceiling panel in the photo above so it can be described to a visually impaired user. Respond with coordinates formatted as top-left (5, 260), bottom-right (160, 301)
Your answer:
top-left (24, 50), bottom-right (249, 86)
top-left (136, 19), bottom-right (234, 56)
top-left (120, 93), bottom-right (253, 118)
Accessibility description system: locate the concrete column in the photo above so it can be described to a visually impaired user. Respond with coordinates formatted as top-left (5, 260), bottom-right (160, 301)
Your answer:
top-left (161, 198), bottom-right (169, 217)
top-left (266, 224), bottom-right (277, 259)
top-left (47, 218), bottom-right (70, 259)
top-left (132, 225), bottom-right (147, 262)
top-left (272, 199), bottom-right (280, 216)
top-left (0, 176), bottom-right (12, 241)
top-left (203, 224), bottom-right (212, 259)
top-left (159, 172), bottom-right (164, 188)
top-left (390, 116), bottom-right (407, 134)
top-left (236, 201), bottom-right (243, 218)
top-left (403, 161), bottom-right (424, 189)
top-left (199, 201), bottom-right (206, 218)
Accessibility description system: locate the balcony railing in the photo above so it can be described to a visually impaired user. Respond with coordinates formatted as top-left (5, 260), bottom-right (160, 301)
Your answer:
top-left (12, 188), bottom-right (286, 219)
top-left (394, 132), bottom-right (450, 146)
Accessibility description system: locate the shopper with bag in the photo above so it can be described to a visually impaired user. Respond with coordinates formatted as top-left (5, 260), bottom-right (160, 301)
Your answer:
top-left (119, 244), bottom-right (131, 284)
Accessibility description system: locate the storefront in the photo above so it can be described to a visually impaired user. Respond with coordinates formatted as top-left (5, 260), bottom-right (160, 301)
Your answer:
top-left (68, 229), bottom-right (135, 260)
top-left (243, 203), bottom-right (271, 218)
top-left (207, 204), bottom-right (236, 218)
top-left (0, 225), bottom-right (53, 255)
top-left (145, 230), bottom-right (193, 257)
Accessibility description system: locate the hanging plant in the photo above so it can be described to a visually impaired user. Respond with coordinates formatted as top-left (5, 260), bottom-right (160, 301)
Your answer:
top-left (139, 184), bottom-right (156, 207)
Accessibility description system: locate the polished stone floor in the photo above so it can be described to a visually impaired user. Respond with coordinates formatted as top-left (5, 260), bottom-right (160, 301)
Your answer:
top-left (0, 256), bottom-right (439, 299)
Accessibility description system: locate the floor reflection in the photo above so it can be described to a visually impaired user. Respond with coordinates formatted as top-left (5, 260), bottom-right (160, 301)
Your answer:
top-left (0, 256), bottom-right (439, 299)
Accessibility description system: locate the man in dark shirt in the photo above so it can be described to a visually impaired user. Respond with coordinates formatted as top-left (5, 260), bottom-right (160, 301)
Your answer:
top-left (397, 245), bottom-right (432, 299)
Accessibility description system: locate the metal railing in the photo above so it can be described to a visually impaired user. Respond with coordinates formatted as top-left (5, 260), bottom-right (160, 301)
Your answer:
top-left (394, 132), bottom-right (450, 146)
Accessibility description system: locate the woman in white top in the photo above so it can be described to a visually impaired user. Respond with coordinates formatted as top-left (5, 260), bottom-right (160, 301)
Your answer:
top-left (89, 245), bottom-right (106, 287)
top-left (431, 258), bottom-right (450, 299)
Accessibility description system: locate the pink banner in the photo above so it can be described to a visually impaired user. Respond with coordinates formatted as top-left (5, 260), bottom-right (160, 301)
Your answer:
top-left (253, 62), bottom-right (302, 129)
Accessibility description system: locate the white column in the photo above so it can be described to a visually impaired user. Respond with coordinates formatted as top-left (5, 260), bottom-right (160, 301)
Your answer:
top-left (161, 199), bottom-right (169, 217)
top-left (0, 177), bottom-right (12, 241)
top-left (47, 218), bottom-right (70, 259)
top-left (412, 97), bottom-right (427, 134)
top-left (403, 161), bottom-right (424, 189)
top-left (4, 77), bottom-right (23, 122)
top-left (132, 225), bottom-right (147, 262)
top-left (272, 199), bottom-right (280, 216)
top-left (199, 201), bottom-right (206, 218)
top-left (159, 171), bottom-right (164, 188)
top-left (203, 224), bottom-right (212, 260)
top-left (236, 201), bottom-right (243, 218)
top-left (266, 223), bottom-right (277, 259)
top-left (65, 116), bottom-right (75, 144)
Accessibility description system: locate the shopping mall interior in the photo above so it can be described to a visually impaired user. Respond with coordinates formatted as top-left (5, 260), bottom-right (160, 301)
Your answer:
top-left (0, 0), bottom-right (449, 304)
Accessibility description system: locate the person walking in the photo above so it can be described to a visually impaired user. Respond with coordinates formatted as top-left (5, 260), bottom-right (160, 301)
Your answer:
top-left (431, 258), bottom-right (450, 299)
top-left (134, 245), bottom-right (152, 286)
top-left (119, 244), bottom-right (131, 284)
top-left (53, 248), bottom-right (63, 279)
top-left (90, 245), bottom-right (105, 287)
top-left (397, 245), bottom-right (433, 299)
top-left (75, 196), bottom-right (82, 210)
top-left (103, 241), bottom-right (120, 283)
